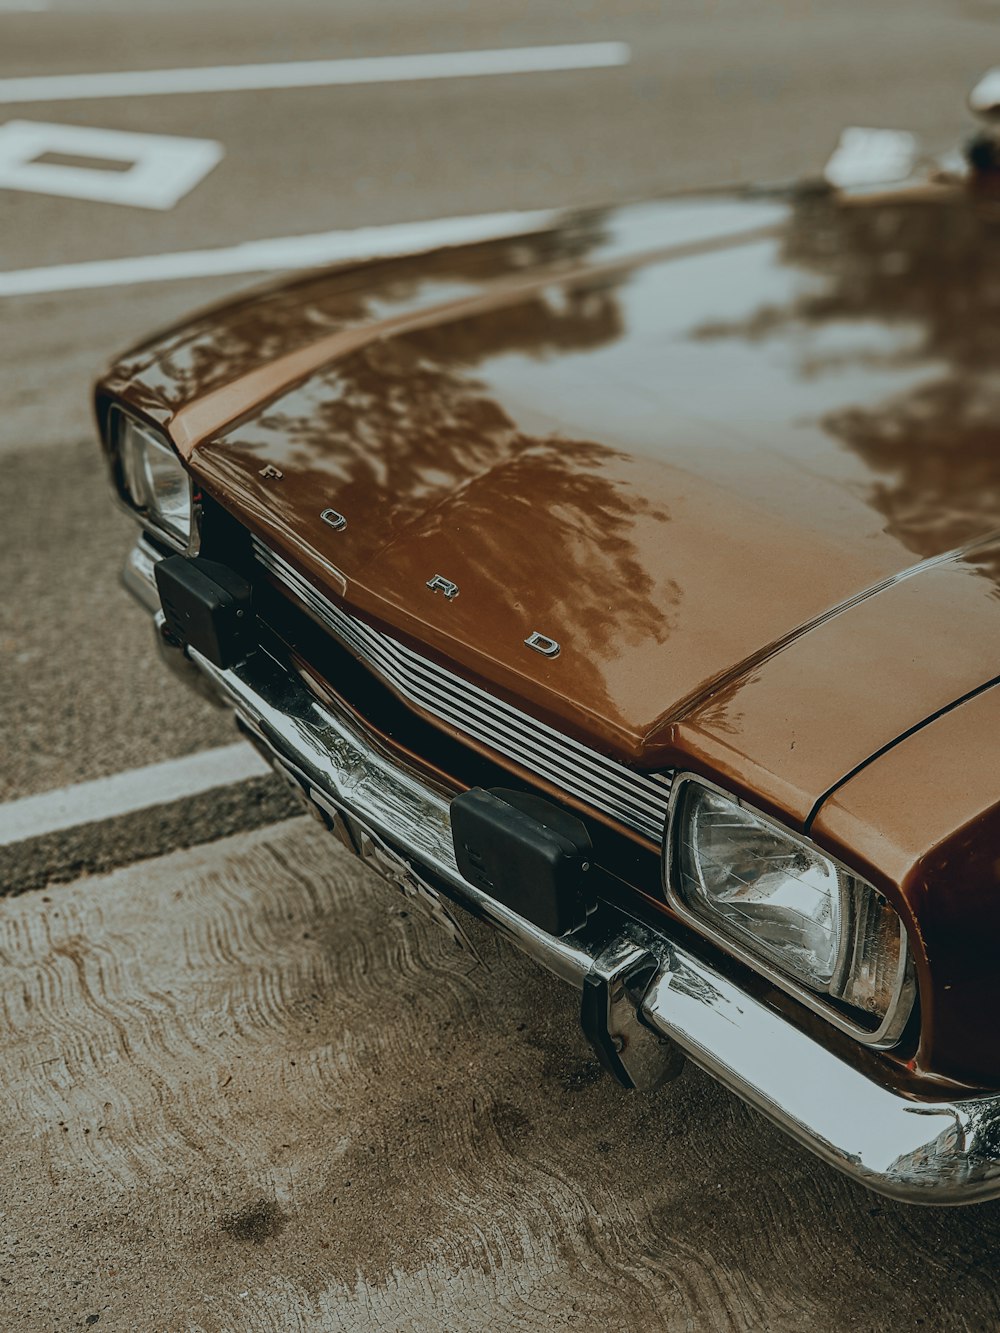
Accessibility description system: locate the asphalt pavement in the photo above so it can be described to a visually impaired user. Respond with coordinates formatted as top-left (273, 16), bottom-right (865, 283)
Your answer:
top-left (3, 2), bottom-right (1000, 1326)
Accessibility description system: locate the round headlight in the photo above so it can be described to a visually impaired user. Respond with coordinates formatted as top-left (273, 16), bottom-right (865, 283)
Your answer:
top-left (665, 776), bottom-right (914, 1044)
top-left (113, 408), bottom-right (192, 546)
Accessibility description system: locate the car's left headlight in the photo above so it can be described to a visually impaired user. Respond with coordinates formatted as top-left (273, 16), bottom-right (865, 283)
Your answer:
top-left (665, 775), bottom-right (915, 1046)
top-left (112, 408), bottom-right (192, 546)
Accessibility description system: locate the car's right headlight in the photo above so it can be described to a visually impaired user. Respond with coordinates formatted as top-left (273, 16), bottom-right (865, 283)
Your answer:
top-left (665, 775), bottom-right (916, 1046)
top-left (112, 407), bottom-right (192, 547)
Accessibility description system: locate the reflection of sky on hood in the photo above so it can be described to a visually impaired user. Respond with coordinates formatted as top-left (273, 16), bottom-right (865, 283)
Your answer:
top-left (364, 279), bottom-right (485, 324)
top-left (479, 235), bottom-right (944, 545)
top-left (579, 196), bottom-right (791, 264)
top-left (212, 188), bottom-right (1000, 577)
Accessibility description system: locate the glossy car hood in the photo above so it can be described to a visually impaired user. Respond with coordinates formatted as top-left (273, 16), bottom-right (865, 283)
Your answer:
top-left (105, 188), bottom-right (1000, 825)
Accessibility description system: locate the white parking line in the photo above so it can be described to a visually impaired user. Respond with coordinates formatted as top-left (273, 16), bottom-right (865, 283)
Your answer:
top-left (0, 206), bottom-right (561, 296)
top-left (0, 42), bottom-right (630, 103)
top-left (0, 743), bottom-right (268, 847)
top-left (0, 120), bottom-right (223, 208)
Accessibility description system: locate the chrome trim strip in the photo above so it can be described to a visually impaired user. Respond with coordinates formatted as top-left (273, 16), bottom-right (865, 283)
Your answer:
top-left (252, 537), bottom-right (673, 840)
top-left (124, 539), bottom-right (1000, 1203)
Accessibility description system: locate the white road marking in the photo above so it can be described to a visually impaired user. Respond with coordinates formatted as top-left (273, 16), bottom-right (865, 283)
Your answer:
top-left (0, 743), bottom-right (269, 847)
top-left (0, 119), bottom-right (223, 208)
top-left (0, 41), bottom-right (630, 103)
top-left (824, 126), bottom-right (919, 189)
top-left (0, 206), bottom-right (560, 296)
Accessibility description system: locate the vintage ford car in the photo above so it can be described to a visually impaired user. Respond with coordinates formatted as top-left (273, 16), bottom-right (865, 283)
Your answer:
top-left (95, 105), bottom-right (1000, 1205)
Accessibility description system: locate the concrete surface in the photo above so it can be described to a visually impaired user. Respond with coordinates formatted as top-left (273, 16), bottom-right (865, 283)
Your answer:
top-left (4, 817), bottom-right (1000, 1332)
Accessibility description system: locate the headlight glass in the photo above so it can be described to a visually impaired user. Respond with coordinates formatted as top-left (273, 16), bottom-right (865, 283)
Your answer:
top-left (114, 410), bottom-right (191, 544)
top-left (667, 777), bottom-right (913, 1042)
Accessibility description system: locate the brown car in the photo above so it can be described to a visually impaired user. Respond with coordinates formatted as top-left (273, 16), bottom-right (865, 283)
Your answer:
top-left (95, 104), bottom-right (1000, 1204)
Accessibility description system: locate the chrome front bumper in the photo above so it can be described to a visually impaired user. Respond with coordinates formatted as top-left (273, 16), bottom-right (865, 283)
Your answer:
top-left (125, 536), bottom-right (1000, 1204)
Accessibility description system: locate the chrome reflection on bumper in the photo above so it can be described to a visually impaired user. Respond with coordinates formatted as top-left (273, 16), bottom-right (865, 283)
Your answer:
top-left (123, 535), bottom-right (165, 612)
top-left (125, 537), bottom-right (1000, 1205)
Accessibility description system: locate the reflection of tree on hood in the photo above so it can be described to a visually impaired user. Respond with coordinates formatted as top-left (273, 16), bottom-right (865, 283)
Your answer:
top-left (183, 212), bottom-right (683, 726)
top-left (695, 188), bottom-right (1000, 562)
top-left (113, 215), bottom-right (613, 414)
top-left (232, 284), bottom-right (676, 687)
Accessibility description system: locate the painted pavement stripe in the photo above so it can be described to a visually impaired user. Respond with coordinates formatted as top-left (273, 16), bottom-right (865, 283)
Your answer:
top-left (0, 207), bottom-right (562, 296)
top-left (0, 743), bottom-right (269, 846)
top-left (0, 42), bottom-right (630, 103)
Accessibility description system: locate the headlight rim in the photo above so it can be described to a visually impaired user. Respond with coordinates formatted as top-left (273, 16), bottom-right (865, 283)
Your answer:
top-left (663, 771), bottom-right (916, 1050)
top-left (108, 403), bottom-right (195, 553)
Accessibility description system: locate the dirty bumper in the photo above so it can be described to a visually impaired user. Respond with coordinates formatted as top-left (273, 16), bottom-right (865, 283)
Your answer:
top-left (125, 538), bottom-right (1000, 1206)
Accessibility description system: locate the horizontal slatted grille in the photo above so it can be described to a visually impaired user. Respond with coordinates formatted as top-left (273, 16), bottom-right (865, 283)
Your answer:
top-left (253, 538), bottom-right (673, 841)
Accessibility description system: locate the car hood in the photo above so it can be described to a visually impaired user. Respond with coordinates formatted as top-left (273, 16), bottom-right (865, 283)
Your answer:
top-left (104, 188), bottom-right (1000, 825)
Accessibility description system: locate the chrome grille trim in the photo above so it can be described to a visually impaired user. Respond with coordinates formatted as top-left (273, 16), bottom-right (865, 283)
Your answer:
top-left (253, 538), bottom-right (674, 840)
